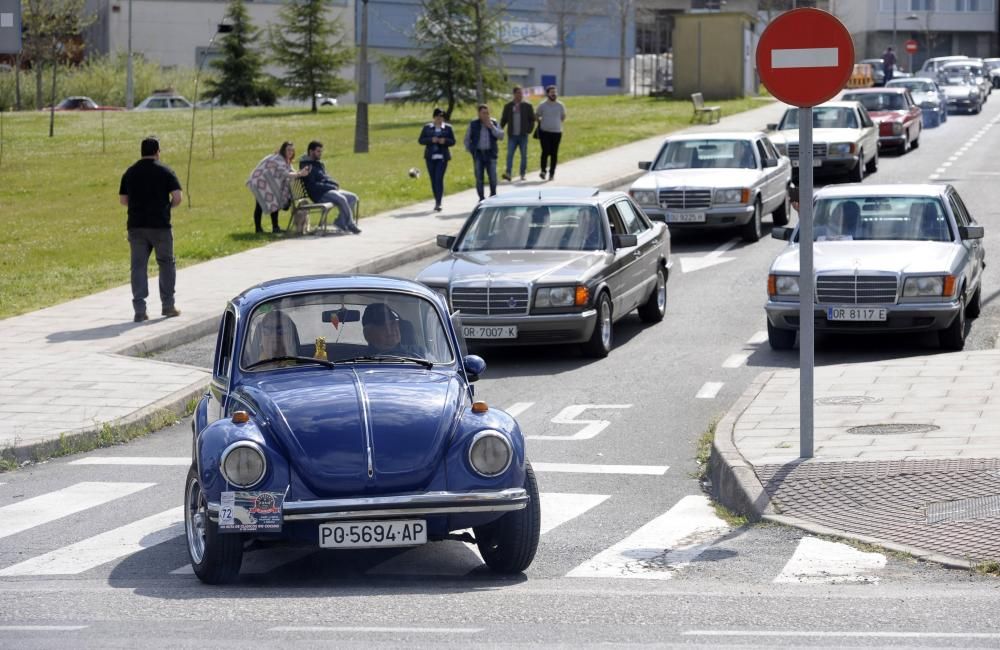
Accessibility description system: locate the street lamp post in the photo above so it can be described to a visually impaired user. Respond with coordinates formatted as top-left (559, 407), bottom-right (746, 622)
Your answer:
top-left (126, 0), bottom-right (134, 109)
top-left (185, 22), bottom-right (232, 209)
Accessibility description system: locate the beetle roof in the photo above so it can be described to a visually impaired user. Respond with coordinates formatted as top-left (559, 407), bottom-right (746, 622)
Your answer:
top-left (233, 274), bottom-right (439, 309)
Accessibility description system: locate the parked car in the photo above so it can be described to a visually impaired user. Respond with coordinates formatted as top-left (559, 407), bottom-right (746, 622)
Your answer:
top-left (767, 101), bottom-right (879, 183)
top-left (418, 187), bottom-right (671, 358)
top-left (765, 184), bottom-right (986, 351)
top-left (185, 275), bottom-right (540, 583)
top-left (628, 132), bottom-right (792, 241)
top-left (841, 87), bottom-right (922, 153)
top-left (939, 60), bottom-right (990, 100)
top-left (45, 96), bottom-right (124, 111)
top-left (886, 77), bottom-right (947, 127)
top-left (936, 69), bottom-right (984, 114)
top-left (134, 93), bottom-right (193, 110)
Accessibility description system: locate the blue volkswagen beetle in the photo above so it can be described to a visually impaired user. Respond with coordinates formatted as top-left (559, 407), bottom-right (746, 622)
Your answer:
top-left (185, 275), bottom-right (540, 583)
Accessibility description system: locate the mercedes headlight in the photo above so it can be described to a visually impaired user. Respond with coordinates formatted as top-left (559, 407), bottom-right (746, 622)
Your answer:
top-left (220, 441), bottom-right (266, 488)
top-left (768, 274), bottom-right (800, 297)
top-left (714, 188), bottom-right (750, 205)
top-left (468, 431), bottom-right (513, 477)
top-left (630, 189), bottom-right (657, 206)
top-left (535, 286), bottom-right (578, 308)
top-left (903, 276), bottom-right (952, 297)
top-left (829, 142), bottom-right (854, 155)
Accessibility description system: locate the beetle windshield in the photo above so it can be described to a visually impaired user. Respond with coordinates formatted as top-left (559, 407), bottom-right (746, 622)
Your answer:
top-left (843, 93), bottom-right (907, 111)
top-left (455, 204), bottom-right (606, 251)
top-left (779, 107), bottom-right (859, 129)
top-left (240, 291), bottom-right (454, 370)
top-left (794, 196), bottom-right (953, 243)
top-left (652, 139), bottom-right (756, 170)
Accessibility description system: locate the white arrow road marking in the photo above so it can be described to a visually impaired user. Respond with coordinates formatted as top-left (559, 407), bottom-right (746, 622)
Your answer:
top-left (0, 507), bottom-right (183, 576)
top-left (69, 456), bottom-right (190, 466)
top-left (0, 482), bottom-right (155, 540)
top-left (695, 382), bottom-right (724, 399)
top-left (774, 536), bottom-right (886, 584)
top-left (365, 492), bottom-right (608, 576)
top-left (527, 404), bottom-right (633, 441)
top-left (533, 463), bottom-right (668, 475)
top-left (504, 402), bottom-right (535, 418)
top-left (678, 239), bottom-right (739, 273)
top-left (567, 494), bottom-right (730, 580)
top-left (771, 47), bottom-right (839, 69)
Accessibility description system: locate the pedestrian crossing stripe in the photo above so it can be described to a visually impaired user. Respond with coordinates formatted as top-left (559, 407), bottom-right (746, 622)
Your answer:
top-left (0, 482), bottom-right (155, 541)
top-left (566, 494), bottom-right (730, 580)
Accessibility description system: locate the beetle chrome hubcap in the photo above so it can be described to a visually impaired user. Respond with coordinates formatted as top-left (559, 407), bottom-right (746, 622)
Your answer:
top-left (186, 476), bottom-right (207, 564)
top-left (600, 299), bottom-right (611, 348)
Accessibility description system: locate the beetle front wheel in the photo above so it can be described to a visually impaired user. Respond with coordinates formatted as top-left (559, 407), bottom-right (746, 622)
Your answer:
top-left (185, 466), bottom-right (243, 584)
top-left (475, 463), bottom-right (541, 574)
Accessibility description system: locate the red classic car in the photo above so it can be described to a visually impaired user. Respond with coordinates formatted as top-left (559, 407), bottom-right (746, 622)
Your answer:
top-left (841, 87), bottom-right (922, 154)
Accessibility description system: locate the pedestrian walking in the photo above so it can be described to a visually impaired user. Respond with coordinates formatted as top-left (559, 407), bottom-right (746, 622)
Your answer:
top-left (535, 85), bottom-right (566, 181)
top-left (418, 108), bottom-right (456, 212)
top-left (882, 46), bottom-right (897, 84)
top-left (246, 141), bottom-right (311, 234)
top-left (118, 136), bottom-right (183, 323)
top-left (500, 85), bottom-right (535, 182)
top-left (299, 141), bottom-right (361, 234)
top-left (463, 104), bottom-right (504, 201)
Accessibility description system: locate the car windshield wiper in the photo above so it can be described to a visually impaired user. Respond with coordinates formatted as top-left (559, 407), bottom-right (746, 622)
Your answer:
top-left (245, 355), bottom-right (336, 370)
top-left (335, 355), bottom-right (434, 369)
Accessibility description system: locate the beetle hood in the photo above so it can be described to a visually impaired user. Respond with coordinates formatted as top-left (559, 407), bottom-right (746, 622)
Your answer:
top-left (241, 368), bottom-right (464, 497)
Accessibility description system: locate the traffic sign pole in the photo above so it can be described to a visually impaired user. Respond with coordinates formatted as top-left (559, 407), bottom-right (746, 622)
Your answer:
top-left (798, 107), bottom-right (814, 459)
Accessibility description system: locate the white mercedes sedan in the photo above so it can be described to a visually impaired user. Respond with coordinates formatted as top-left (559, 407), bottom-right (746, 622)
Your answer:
top-left (765, 184), bottom-right (986, 351)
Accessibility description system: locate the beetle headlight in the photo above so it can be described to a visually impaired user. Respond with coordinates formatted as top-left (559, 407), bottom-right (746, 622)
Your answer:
top-left (535, 286), bottom-right (577, 308)
top-left (768, 274), bottom-right (800, 297)
top-left (468, 431), bottom-right (513, 477)
top-left (630, 189), bottom-right (657, 206)
top-left (220, 441), bottom-right (266, 488)
top-left (903, 276), bottom-right (949, 297)
top-left (828, 142), bottom-right (854, 155)
top-left (714, 188), bottom-right (750, 205)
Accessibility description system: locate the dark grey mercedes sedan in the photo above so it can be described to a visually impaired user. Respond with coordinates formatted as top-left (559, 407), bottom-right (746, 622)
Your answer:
top-left (417, 188), bottom-right (671, 358)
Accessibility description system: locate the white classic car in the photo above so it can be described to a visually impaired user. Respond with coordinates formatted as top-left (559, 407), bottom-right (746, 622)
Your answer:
top-left (765, 184), bottom-right (986, 351)
top-left (628, 132), bottom-right (792, 242)
top-left (767, 101), bottom-right (879, 183)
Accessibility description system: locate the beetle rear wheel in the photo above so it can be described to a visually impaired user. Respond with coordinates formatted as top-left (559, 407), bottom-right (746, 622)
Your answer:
top-left (185, 465), bottom-right (243, 584)
top-left (475, 463), bottom-right (541, 574)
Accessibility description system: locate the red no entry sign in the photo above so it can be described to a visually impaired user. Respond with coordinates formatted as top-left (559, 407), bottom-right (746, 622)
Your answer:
top-left (756, 8), bottom-right (855, 107)
top-left (905, 39), bottom-right (919, 54)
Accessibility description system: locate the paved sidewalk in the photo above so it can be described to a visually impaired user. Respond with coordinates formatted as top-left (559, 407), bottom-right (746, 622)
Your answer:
top-left (1, 100), bottom-right (787, 461)
top-left (712, 350), bottom-right (1000, 567)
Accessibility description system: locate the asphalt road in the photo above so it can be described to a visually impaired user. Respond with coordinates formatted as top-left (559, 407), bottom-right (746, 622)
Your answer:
top-left (3, 99), bottom-right (1000, 648)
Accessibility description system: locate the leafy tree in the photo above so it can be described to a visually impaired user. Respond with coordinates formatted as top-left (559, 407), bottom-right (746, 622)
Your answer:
top-left (269, 0), bottom-right (354, 113)
top-left (380, 0), bottom-right (508, 119)
top-left (203, 0), bottom-right (273, 106)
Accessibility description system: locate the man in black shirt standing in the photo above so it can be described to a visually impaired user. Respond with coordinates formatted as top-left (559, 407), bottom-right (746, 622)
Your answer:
top-left (118, 136), bottom-right (183, 322)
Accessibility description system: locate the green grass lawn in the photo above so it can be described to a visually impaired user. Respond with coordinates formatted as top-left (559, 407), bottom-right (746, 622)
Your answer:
top-left (0, 94), bottom-right (767, 319)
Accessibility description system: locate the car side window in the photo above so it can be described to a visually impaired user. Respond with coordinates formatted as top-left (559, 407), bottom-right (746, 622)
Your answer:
top-left (606, 204), bottom-right (626, 237)
top-left (948, 192), bottom-right (972, 226)
top-left (215, 309), bottom-right (236, 380)
top-left (617, 200), bottom-right (648, 235)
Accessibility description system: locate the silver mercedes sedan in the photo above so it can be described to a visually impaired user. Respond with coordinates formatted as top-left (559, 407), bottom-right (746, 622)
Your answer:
top-left (417, 188), bottom-right (671, 358)
top-left (765, 184), bottom-right (986, 351)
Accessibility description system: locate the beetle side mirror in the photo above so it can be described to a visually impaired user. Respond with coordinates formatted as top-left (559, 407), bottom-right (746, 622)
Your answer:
top-left (766, 123), bottom-right (778, 131)
top-left (959, 225), bottom-right (984, 240)
top-left (463, 354), bottom-right (486, 382)
top-left (772, 227), bottom-right (793, 241)
top-left (613, 234), bottom-right (638, 249)
top-left (437, 234), bottom-right (456, 249)
top-left (638, 161), bottom-right (651, 170)
top-left (763, 158), bottom-right (778, 168)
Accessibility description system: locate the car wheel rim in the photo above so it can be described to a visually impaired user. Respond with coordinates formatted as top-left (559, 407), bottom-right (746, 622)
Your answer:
top-left (186, 475), bottom-right (207, 565)
top-left (656, 272), bottom-right (666, 312)
top-left (600, 299), bottom-right (612, 349)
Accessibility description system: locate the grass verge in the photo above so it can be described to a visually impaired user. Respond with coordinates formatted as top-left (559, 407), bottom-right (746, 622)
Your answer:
top-left (0, 94), bottom-right (770, 319)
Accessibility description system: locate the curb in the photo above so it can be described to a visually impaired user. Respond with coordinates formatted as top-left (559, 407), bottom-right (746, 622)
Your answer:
top-left (710, 371), bottom-right (976, 570)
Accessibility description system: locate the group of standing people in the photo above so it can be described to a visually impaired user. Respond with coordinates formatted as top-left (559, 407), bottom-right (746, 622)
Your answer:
top-left (419, 84), bottom-right (567, 206)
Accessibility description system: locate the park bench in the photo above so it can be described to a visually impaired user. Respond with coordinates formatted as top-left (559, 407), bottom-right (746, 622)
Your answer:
top-left (690, 92), bottom-right (721, 124)
top-left (288, 178), bottom-right (335, 235)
